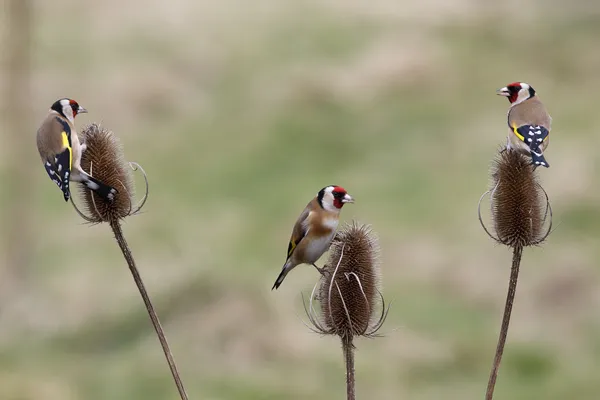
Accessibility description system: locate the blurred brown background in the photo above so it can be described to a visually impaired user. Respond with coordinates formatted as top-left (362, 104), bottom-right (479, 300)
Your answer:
top-left (1, 0), bottom-right (600, 399)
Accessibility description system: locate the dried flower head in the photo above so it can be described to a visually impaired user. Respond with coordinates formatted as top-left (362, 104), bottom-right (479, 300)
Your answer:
top-left (72, 123), bottom-right (148, 223)
top-left (68, 125), bottom-right (185, 398)
top-left (479, 149), bottom-right (552, 248)
top-left (304, 221), bottom-right (388, 341)
top-left (479, 147), bottom-right (555, 400)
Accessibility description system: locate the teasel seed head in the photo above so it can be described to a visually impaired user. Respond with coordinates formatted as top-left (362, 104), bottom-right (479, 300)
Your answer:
top-left (479, 148), bottom-right (552, 248)
top-left (303, 221), bottom-right (389, 341)
top-left (72, 123), bottom-right (148, 223)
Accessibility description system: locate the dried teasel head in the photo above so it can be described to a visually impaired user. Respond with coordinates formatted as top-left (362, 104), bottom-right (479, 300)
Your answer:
top-left (72, 123), bottom-right (148, 223)
top-left (303, 221), bottom-right (389, 341)
top-left (479, 148), bottom-right (552, 248)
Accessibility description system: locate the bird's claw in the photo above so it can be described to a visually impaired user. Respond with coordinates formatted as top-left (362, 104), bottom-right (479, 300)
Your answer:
top-left (312, 263), bottom-right (326, 276)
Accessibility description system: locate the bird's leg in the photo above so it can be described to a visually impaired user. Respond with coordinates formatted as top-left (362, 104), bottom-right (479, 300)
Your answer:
top-left (500, 140), bottom-right (508, 154)
top-left (312, 263), bottom-right (326, 276)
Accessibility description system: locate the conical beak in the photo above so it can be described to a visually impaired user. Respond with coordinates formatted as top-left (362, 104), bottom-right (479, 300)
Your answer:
top-left (496, 87), bottom-right (510, 97)
top-left (78, 106), bottom-right (88, 114)
top-left (342, 194), bottom-right (354, 203)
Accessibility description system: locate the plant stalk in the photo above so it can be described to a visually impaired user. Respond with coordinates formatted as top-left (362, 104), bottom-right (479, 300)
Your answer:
top-left (4, 0), bottom-right (33, 288)
top-left (110, 220), bottom-right (189, 400)
top-left (486, 245), bottom-right (523, 400)
top-left (342, 335), bottom-right (356, 400)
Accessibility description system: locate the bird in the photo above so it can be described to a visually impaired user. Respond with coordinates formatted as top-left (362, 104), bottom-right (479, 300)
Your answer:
top-left (497, 82), bottom-right (552, 168)
top-left (272, 185), bottom-right (354, 290)
top-left (36, 98), bottom-right (117, 202)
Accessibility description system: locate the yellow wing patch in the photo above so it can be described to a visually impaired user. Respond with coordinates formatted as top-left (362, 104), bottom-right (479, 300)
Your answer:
top-left (61, 131), bottom-right (73, 169)
top-left (512, 124), bottom-right (524, 141)
top-left (287, 240), bottom-right (297, 258)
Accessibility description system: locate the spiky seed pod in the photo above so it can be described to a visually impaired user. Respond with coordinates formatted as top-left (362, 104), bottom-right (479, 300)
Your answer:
top-left (317, 221), bottom-right (384, 340)
top-left (302, 221), bottom-right (387, 400)
top-left (481, 147), bottom-right (553, 400)
top-left (490, 149), bottom-right (547, 248)
top-left (77, 123), bottom-right (137, 223)
top-left (70, 125), bottom-right (186, 398)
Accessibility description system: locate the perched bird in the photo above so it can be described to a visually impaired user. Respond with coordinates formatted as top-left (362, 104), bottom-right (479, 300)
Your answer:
top-left (36, 98), bottom-right (117, 202)
top-left (497, 82), bottom-right (552, 168)
top-left (272, 185), bottom-right (354, 290)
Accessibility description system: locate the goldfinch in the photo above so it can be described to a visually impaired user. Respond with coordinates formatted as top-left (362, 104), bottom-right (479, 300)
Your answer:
top-left (36, 98), bottom-right (117, 202)
top-left (497, 82), bottom-right (552, 168)
top-left (272, 185), bottom-right (354, 290)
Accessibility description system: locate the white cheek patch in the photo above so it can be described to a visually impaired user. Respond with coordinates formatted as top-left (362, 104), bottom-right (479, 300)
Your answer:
top-left (511, 87), bottom-right (531, 106)
top-left (321, 193), bottom-right (338, 212)
top-left (63, 105), bottom-right (75, 123)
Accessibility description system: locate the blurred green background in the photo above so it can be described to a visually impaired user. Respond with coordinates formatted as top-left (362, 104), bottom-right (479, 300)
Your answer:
top-left (2, 0), bottom-right (600, 399)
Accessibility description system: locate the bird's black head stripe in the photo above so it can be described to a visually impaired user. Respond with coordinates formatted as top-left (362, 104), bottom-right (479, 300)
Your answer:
top-left (317, 188), bottom-right (325, 209)
top-left (51, 99), bottom-right (65, 118)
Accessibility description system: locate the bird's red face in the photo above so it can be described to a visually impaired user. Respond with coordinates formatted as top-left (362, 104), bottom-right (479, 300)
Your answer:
top-left (330, 186), bottom-right (354, 209)
top-left (496, 82), bottom-right (534, 104)
top-left (317, 185), bottom-right (354, 211)
top-left (68, 99), bottom-right (86, 117)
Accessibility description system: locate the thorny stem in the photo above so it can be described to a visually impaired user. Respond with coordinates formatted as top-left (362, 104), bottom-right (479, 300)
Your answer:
top-left (342, 335), bottom-right (356, 400)
top-left (486, 245), bottom-right (523, 400)
top-left (110, 220), bottom-right (189, 400)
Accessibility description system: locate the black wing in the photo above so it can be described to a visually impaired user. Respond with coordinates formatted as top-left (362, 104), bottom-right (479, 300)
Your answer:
top-left (44, 117), bottom-right (73, 201)
top-left (514, 124), bottom-right (550, 168)
top-left (55, 117), bottom-right (72, 148)
top-left (286, 207), bottom-right (310, 260)
top-left (44, 150), bottom-right (72, 201)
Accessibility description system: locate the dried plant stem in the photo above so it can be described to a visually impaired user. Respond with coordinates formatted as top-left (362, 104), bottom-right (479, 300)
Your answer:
top-left (486, 245), bottom-right (523, 400)
top-left (4, 0), bottom-right (33, 287)
top-left (342, 336), bottom-right (356, 400)
top-left (110, 220), bottom-right (189, 400)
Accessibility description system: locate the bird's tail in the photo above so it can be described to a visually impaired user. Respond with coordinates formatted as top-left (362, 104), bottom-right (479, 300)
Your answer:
top-left (530, 147), bottom-right (550, 168)
top-left (61, 170), bottom-right (71, 201)
top-left (61, 185), bottom-right (71, 202)
top-left (272, 260), bottom-right (293, 290)
top-left (80, 173), bottom-right (118, 202)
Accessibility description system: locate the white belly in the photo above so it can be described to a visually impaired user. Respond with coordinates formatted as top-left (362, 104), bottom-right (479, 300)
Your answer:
top-left (507, 129), bottom-right (530, 154)
top-left (304, 231), bottom-right (336, 264)
top-left (71, 131), bottom-right (82, 170)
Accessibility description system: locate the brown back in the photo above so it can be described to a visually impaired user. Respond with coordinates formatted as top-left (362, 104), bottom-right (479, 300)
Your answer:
top-left (36, 113), bottom-right (72, 161)
top-left (508, 96), bottom-right (552, 130)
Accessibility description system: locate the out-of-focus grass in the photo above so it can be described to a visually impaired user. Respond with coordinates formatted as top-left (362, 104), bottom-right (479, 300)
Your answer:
top-left (2, 1), bottom-right (600, 399)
